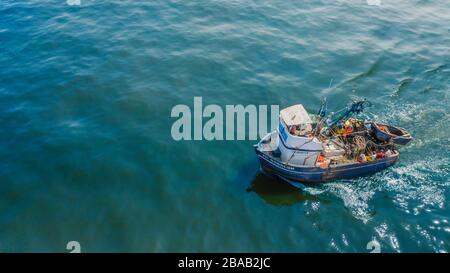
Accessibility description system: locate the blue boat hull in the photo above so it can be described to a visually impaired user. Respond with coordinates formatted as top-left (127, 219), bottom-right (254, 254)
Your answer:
top-left (392, 136), bottom-right (412, 145)
top-left (373, 129), bottom-right (391, 142)
top-left (255, 148), bottom-right (399, 183)
top-left (371, 123), bottom-right (412, 145)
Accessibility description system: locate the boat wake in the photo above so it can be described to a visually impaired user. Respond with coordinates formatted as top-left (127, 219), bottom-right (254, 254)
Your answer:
top-left (299, 185), bottom-right (326, 196)
top-left (297, 155), bottom-right (449, 223)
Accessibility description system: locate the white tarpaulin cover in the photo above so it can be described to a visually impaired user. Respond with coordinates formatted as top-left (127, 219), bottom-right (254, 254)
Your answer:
top-left (280, 104), bottom-right (312, 126)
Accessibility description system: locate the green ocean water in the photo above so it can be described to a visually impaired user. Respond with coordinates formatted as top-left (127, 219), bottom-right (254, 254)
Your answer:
top-left (0, 0), bottom-right (449, 252)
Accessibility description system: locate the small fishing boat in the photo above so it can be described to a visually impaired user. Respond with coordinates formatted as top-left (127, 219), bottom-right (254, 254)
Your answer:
top-left (370, 122), bottom-right (412, 145)
top-left (254, 99), bottom-right (412, 186)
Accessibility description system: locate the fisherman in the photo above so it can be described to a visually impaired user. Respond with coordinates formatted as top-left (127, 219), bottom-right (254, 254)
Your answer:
top-left (342, 125), bottom-right (353, 137)
top-left (376, 149), bottom-right (385, 159)
top-left (289, 125), bottom-right (296, 135)
top-left (344, 120), bottom-right (352, 127)
top-left (385, 149), bottom-right (393, 157)
top-left (342, 119), bottom-right (353, 137)
top-left (358, 153), bottom-right (367, 162)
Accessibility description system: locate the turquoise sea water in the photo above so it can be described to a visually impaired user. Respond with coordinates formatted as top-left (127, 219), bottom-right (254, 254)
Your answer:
top-left (0, 0), bottom-right (449, 252)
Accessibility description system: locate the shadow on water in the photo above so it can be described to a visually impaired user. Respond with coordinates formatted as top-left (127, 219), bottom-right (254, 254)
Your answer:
top-left (246, 172), bottom-right (324, 206)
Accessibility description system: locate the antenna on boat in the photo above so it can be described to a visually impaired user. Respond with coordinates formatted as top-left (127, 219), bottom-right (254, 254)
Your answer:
top-left (313, 97), bottom-right (328, 137)
top-left (317, 97), bottom-right (328, 118)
